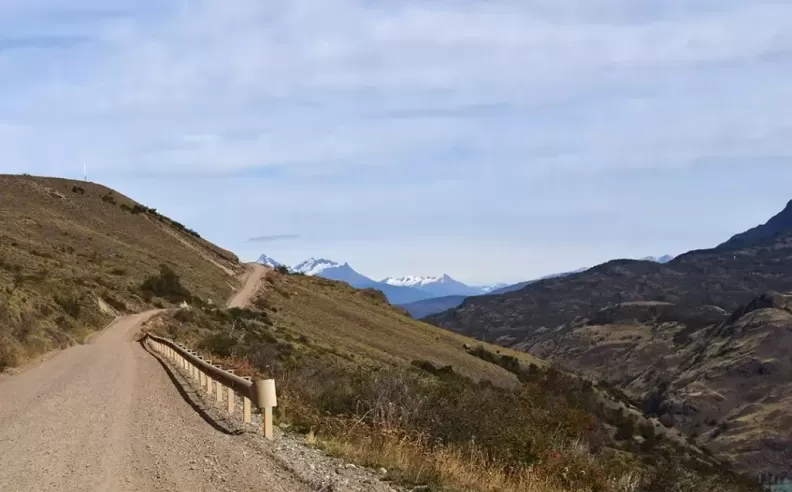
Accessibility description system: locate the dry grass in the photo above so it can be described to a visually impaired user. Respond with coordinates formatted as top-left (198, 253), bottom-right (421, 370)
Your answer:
top-left (0, 174), bottom-right (241, 369)
top-left (149, 272), bottom-right (760, 492)
top-left (256, 272), bottom-right (544, 387)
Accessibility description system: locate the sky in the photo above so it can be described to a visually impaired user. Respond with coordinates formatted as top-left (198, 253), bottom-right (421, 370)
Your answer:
top-left (1, 1), bottom-right (792, 285)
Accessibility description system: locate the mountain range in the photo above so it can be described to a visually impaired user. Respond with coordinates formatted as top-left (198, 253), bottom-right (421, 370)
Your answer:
top-left (256, 256), bottom-right (502, 304)
top-left (257, 254), bottom-right (674, 310)
top-left (399, 255), bottom-right (675, 317)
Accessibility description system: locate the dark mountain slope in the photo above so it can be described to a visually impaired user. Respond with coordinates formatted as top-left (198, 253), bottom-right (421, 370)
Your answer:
top-left (399, 295), bottom-right (467, 318)
top-left (717, 200), bottom-right (792, 251)
top-left (427, 231), bottom-right (792, 344)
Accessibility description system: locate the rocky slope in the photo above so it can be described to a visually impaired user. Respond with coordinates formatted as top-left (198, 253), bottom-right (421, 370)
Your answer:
top-left (511, 295), bottom-right (792, 475)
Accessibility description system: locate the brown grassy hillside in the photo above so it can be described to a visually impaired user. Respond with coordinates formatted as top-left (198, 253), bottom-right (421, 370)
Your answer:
top-left (146, 270), bottom-right (759, 492)
top-left (508, 296), bottom-right (792, 477)
top-left (0, 174), bottom-right (241, 370)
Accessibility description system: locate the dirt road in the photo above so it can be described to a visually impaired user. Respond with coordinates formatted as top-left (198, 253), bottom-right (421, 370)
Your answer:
top-left (0, 299), bottom-right (306, 491)
top-left (228, 263), bottom-right (270, 309)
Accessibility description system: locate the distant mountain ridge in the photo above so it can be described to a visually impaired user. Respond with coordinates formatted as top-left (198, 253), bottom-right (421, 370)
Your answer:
top-left (259, 256), bottom-right (434, 304)
top-left (422, 201), bottom-right (792, 475)
top-left (259, 253), bottom-right (675, 314)
top-left (717, 200), bottom-right (792, 250)
top-left (381, 274), bottom-right (483, 297)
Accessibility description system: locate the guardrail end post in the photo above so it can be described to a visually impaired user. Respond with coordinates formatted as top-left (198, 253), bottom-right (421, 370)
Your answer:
top-left (254, 379), bottom-right (277, 440)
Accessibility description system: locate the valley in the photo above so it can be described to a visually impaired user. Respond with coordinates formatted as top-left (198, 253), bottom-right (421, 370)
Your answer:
top-left (426, 200), bottom-right (792, 478)
top-left (0, 174), bottom-right (762, 492)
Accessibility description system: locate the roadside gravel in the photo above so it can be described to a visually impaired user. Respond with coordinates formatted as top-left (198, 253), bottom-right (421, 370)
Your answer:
top-left (146, 341), bottom-right (404, 492)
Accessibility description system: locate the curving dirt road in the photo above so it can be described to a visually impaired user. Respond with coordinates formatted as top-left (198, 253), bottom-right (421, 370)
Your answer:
top-left (0, 267), bottom-right (307, 492)
top-left (227, 263), bottom-right (270, 309)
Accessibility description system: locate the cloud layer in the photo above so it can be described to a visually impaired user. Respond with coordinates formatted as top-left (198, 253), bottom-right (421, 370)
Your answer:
top-left (1, 0), bottom-right (791, 282)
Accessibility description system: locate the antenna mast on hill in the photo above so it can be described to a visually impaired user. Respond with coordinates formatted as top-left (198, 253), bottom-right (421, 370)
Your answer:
top-left (83, 163), bottom-right (87, 182)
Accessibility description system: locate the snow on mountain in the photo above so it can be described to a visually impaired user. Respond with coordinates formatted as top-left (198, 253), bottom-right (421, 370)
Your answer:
top-left (382, 274), bottom-right (481, 298)
top-left (290, 258), bottom-right (434, 304)
top-left (257, 254), bottom-right (283, 268)
top-left (292, 258), bottom-right (377, 290)
top-left (382, 275), bottom-right (446, 288)
top-left (292, 258), bottom-right (343, 276)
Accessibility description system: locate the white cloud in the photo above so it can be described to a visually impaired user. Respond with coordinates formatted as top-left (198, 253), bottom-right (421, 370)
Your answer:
top-left (1, 0), bottom-right (792, 281)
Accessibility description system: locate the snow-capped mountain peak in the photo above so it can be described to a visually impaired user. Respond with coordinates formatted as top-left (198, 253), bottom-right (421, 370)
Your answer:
top-left (257, 254), bottom-right (283, 268)
top-left (292, 258), bottom-right (343, 276)
top-left (382, 275), bottom-right (448, 288)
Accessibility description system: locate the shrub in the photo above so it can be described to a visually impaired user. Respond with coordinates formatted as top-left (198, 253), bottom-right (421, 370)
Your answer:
top-left (101, 193), bottom-right (116, 205)
top-left (0, 337), bottom-right (21, 372)
top-left (102, 294), bottom-right (127, 312)
top-left (54, 295), bottom-right (81, 319)
top-left (140, 264), bottom-right (192, 303)
top-left (275, 265), bottom-right (290, 275)
top-left (639, 421), bottom-right (657, 441)
top-left (71, 186), bottom-right (85, 195)
top-left (173, 308), bottom-right (195, 323)
top-left (615, 416), bottom-right (636, 441)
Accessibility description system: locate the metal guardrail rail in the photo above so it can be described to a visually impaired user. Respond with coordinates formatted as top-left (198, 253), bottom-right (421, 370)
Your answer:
top-left (143, 333), bottom-right (278, 439)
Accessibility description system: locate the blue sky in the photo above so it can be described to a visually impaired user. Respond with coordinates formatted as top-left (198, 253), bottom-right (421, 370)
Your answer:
top-left (1, 1), bottom-right (792, 285)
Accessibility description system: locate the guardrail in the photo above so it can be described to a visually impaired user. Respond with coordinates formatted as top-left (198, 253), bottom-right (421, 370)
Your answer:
top-left (143, 333), bottom-right (278, 439)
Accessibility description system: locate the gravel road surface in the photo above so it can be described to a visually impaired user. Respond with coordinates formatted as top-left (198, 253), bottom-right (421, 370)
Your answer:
top-left (0, 308), bottom-right (308, 492)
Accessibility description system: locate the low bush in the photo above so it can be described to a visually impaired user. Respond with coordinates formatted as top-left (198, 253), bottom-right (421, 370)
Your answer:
top-left (54, 295), bottom-right (81, 319)
top-left (140, 264), bottom-right (192, 303)
top-left (154, 308), bottom-right (760, 492)
top-left (102, 294), bottom-right (127, 313)
top-left (0, 336), bottom-right (21, 372)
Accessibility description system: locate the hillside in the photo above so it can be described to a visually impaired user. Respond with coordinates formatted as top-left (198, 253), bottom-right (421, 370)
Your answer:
top-left (0, 174), bottom-right (241, 370)
top-left (505, 295), bottom-right (792, 475)
top-left (425, 201), bottom-right (792, 476)
top-left (400, 294), bottom-right (467, 318)
top-left (427, 230), bottom-right (792, 343)
top-left (0, 174), bottom-right (759, 491)
top-left (147, 269), bottom-right (759, 492)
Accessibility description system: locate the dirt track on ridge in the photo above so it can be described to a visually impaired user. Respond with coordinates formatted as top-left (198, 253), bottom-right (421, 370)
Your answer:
top-left (228, 263), bottom-right (269, 309)
top-left (0, 267), bottom-right (307, 492)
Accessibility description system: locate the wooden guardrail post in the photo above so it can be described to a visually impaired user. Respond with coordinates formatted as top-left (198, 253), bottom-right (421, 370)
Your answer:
top-left (243, 377), bottom-right (252, 424)
top-left (205, 361), bottom-right (213, 395)
top-left (213, 365), bottom-right (223, 403)
top-left (226, 369), bottom-right (235, 415)
top-left (254, 379), bottom-right (277, 440)
top-left (144, 334), bottom-right (267, 435)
